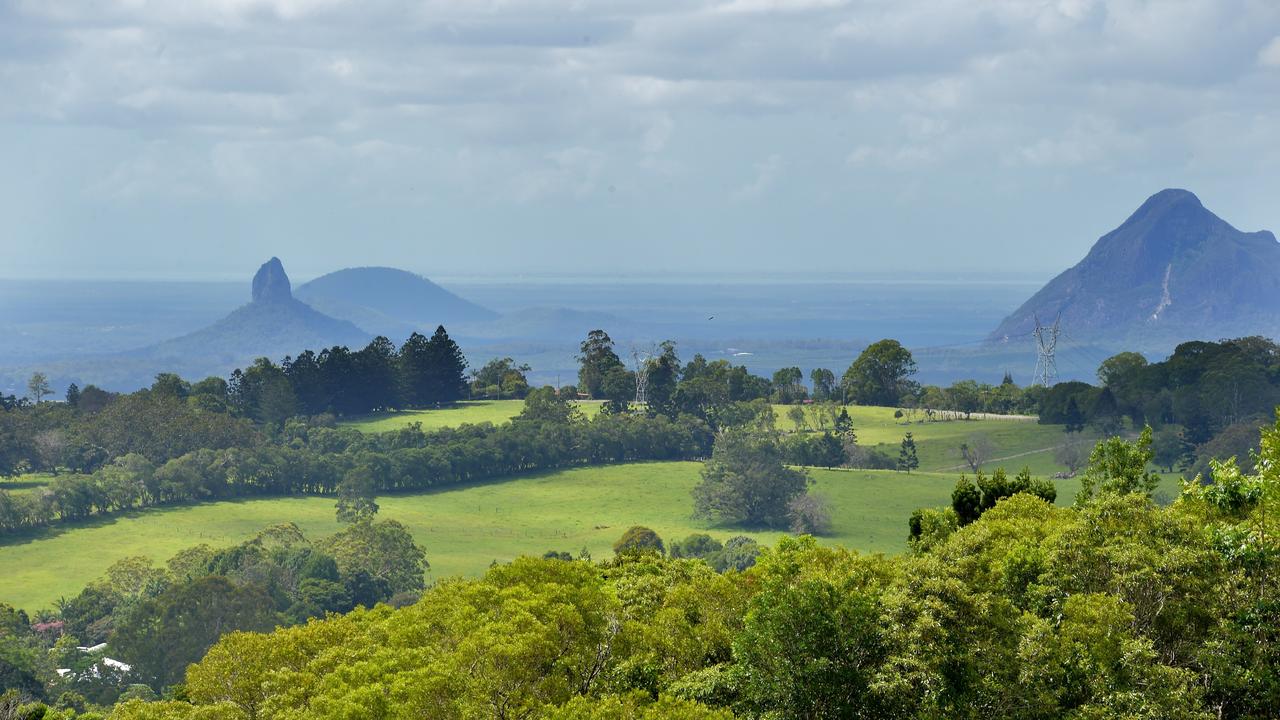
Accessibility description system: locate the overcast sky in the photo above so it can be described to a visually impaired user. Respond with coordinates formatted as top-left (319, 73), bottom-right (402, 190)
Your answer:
top-left (2, 0), bottom-right (1279, 281)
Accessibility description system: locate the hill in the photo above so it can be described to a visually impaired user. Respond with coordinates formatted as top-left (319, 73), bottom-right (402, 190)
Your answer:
top-left (0, 461), bottom-right (1184, 611)
top-left (295, 266), bottom-right (497, 337)
top-left (142, 258), bottom-right (369, 373)
top-left (990, 189), bottom-right (1280, 345)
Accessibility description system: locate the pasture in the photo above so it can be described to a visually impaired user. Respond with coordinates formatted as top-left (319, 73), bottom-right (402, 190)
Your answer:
top-left (0, 461), bottom-right (1182, 611)
top-left (341, 399), bottom-right (1071, 475)
top-left (340, 399), bottom-right (600, 433)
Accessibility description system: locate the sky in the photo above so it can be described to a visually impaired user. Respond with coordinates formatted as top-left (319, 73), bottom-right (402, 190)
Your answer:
top-left (2, 0), bottom-right (1279, 281)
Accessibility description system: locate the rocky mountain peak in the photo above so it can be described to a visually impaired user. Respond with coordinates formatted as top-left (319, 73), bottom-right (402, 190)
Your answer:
top-left (251, 257), bottom-right (292, 304)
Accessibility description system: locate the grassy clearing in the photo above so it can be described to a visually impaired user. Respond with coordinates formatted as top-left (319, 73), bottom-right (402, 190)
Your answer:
top-left (340, 400), bottom-right (602, 433)
top-left (0, 461), bottom-right (1181, 611)
top-left (774, 404), bottom-right (1068, 474)
top-left (0, 473), bottom-right (59, 496)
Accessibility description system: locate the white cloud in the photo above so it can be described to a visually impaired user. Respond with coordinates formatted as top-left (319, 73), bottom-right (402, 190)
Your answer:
top-left (734, 154), bottom-right (782, 199)
top-left (1260, 35), bottom-right (1280, 67)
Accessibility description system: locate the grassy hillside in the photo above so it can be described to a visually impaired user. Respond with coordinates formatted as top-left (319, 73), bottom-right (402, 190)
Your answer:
top-left (0, 461), bottom-right (1182, 611)
top-left (344, 400), bottom-right (1068, 474)
top-left (340, 400), bottom-right (601, 433)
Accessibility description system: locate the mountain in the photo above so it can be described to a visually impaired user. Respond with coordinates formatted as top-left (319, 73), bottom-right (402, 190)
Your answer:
top-left (990, 189), bottom-right (1280, 345)
top-left (145, 258), bottom-right (370, 370)
top-left (295, 267), bottom-right (497, 338)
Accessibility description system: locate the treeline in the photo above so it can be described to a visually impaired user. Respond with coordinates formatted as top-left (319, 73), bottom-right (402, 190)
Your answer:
top-left (1038, 337), bottom-right (1280, 477)
top-left (16, 423), bottom-right (1272, 720)
top-left (0, 390), bottom-right (712, 535)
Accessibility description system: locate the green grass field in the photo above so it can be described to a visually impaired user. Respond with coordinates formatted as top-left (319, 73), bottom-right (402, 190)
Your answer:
top-left (775, 404), bottom-right (1069, 474)
top-left (340, 400), bottom-right (602, 433)
top-left (342, 400), bottom-right (1069, 475)
top-left (0, 461), bottom-right (1183, 611)
top-left (0, 473), bottom-right (57, 496)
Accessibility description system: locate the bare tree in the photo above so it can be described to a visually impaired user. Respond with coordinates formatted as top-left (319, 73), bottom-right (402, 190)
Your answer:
top-left (1054, 437), bottom-right (1089, 476)
top-left (959, 433), bottom-right (995, 473)
top-left (787, 493), bottom-right (832, 535)
top-left (33, 429), bottom-right (66, 475)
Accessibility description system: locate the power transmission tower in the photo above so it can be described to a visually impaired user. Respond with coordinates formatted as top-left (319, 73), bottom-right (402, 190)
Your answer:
top-left (1032, 313), bottom-right (1061, 387)
top-left (631, 345), bottom-right (656, 405)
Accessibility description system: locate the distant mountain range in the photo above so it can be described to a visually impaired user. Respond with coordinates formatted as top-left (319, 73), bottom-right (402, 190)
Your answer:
top-left (144, 258), bottom-right (370, 370)
top-left (991, 189), bottom-right (1280, 346)
top-left (295, 267), bottom-right (497, 338)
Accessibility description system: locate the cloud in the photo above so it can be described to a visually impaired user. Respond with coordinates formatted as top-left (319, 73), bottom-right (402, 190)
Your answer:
top-left (734, 154), bottom-right (782, 199)
top-left (1, 0), bottom-right (1279, 277)
top-left (1261, 35), bottom-right (1280, 67)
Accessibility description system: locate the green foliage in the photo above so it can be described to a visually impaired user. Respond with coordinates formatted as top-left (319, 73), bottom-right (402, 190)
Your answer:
top-left (896, 432), bottom-right (918, 473)
top-left (692, 430), bottom-right (809, 528)
top-left (841, 339), bottom-right (918, 407)
top-left (1076, 426), bottom-right (1161, 503)
top-left (613, 526), bottom-right (665, 557)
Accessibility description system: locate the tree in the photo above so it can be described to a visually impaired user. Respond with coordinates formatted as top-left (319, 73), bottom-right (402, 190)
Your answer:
top-left (669, 533), bottom-right (723, 560)
top-left (951, 476), bottom-right (982, 524)
top-left (841, 339), bottom-right (918, 407)
top-left (65, 383), bottom-right (80, 407)
top-left (578, 330), bottom-right (626, 399)
top-left (1054, 435), bottom-right (1089, 476)
top-left (354, 336), bottom-right (400, 412)
top-left (1062, 396), bottom-right (1086, 434)
top-left (1090, 386), bottom-right (1124, 437)
top-left (613, 526), bottom-right (665, 557)
top-left (335, 465), bottom-right (379, 523)
top-left (1076, 426), bottom-right (1160, 503)
top-left (897, 432), bottom-right (919, 473)
top-left (692, 429), bottom-right (810, 528)
top-left (787, 493), bottom-right (832, 535)
top-left (644, 341), bottom-right (682, 419)
top-left (474, 357), bottom-right (532, 399)
top-left (809, 368), bottom-right (836, 402)
top-left (26, 372), bottom-right (50, 404)
top-left (424, 325), bottom-right (469, 404)
top-left (111, 575), bottom-right (277, 689)
top-left (1151, 426), bottom-right (1189, 473)
top-left (834, 407), bottom-right (854, 438)
top-left (320, 518), bottom-right (428, 597)
top-left (958, 433), bottom-right (994, 473)
top-left (771, 367), bottom-right (806, 404)
top-left (734, 538), bottom-right (889, 719)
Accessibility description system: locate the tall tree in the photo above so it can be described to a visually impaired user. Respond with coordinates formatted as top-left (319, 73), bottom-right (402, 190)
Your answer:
top-left (577, 330), bottom-right (625, 399)
top-left (841, 339), bottom-right (918, 407)
top-left (335, 465), bottom-right (380, 523)
top-left (809, 368), bottom-right (836, 402)
top-left (897, 432), bottom-right (919, 473)
top-left (26, 372), bottom-right (50, 404)
top-left (424, 325), bottom-right (468, 405)
top-left (397, 332), bottom-right (433, 407)
top-left (771, 367), bottom-right (806, 404)
top-left (355, 336), bottom-right (400, 412)
top-left (644, 341), bottom-right (682, 419)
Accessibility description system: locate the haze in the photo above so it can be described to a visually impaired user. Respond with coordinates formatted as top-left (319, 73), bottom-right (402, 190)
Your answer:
top-left (2, 0), bottom-right (1279, 280)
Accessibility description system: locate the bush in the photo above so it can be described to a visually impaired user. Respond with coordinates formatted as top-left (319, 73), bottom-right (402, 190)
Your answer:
top-left (613, 526), bottom-right (665, 557)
